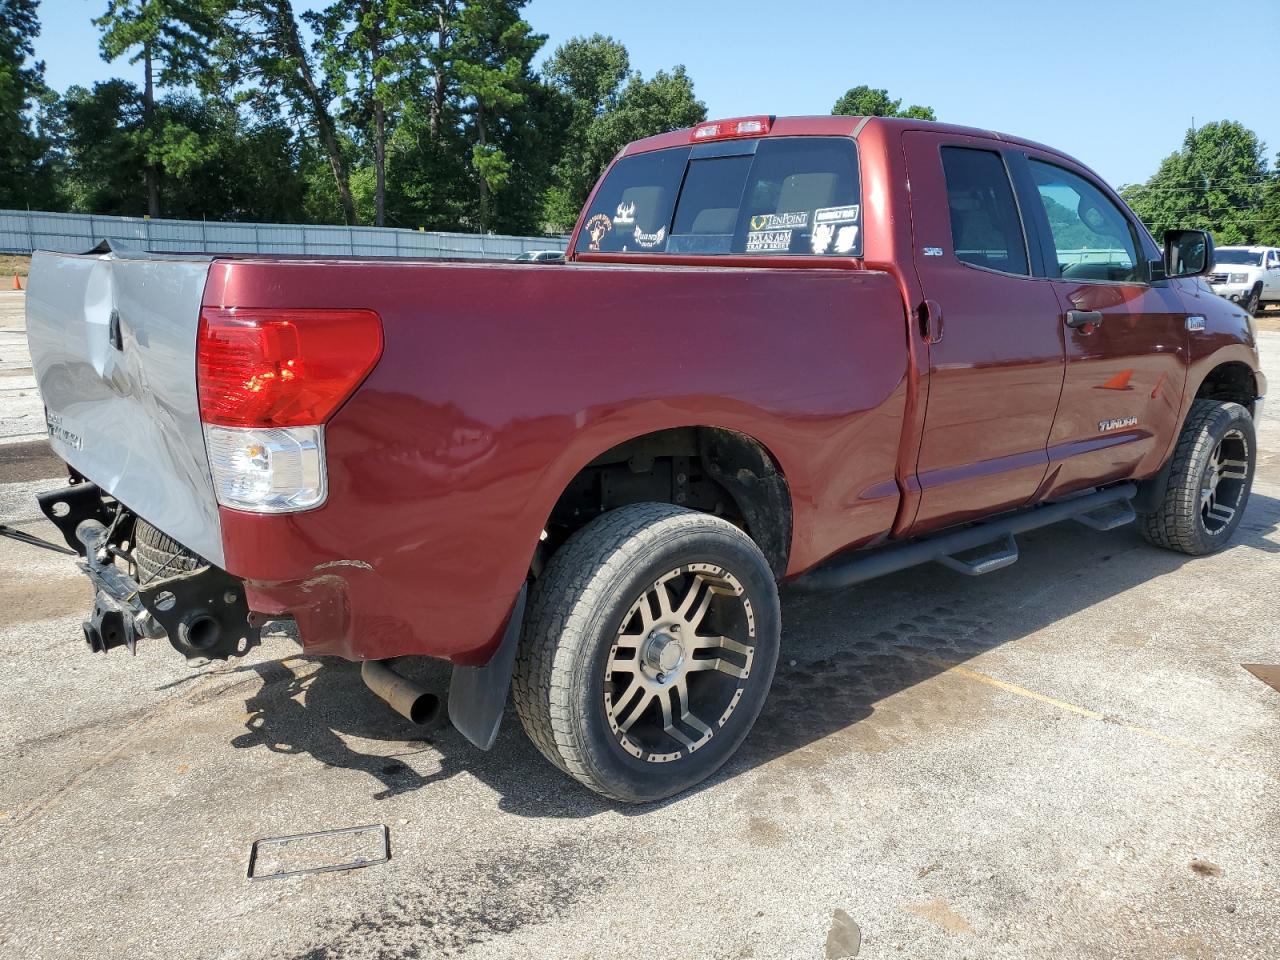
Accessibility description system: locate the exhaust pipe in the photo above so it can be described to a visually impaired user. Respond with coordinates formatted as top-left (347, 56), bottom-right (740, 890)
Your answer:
top-left (361, 659), bottom-right (441, 725)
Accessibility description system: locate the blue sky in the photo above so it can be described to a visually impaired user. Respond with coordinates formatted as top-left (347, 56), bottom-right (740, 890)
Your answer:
top-left (33, 0), bottom-right (1280, 187)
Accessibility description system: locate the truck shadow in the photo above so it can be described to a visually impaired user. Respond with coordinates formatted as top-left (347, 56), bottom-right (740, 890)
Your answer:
top-left (228, 492), bottom-right (1280, 817)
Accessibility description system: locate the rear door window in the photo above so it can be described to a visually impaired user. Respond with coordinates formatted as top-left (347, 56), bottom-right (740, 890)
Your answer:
top-left (940, 147), bottom-right (1029, 275)
top-left (575, 137), bottom-right (862, 257)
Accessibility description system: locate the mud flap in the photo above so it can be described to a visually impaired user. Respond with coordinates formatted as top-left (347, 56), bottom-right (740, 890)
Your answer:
top-left (447, 584), bottom-right (526, 751)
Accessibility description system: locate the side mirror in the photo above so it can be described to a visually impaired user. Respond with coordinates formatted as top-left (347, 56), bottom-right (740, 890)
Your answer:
top-left (1164, 229), bottom-right (1214, 278)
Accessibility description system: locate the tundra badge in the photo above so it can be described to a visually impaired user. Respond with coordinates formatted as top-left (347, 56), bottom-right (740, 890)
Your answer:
top-left (1098, 416), bottom-right (1138, 433)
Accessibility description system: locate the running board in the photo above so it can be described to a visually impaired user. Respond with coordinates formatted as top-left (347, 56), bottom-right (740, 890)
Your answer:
top-left (1074, 500), bottom-right (1137, 532)
top-left (795, 483), bottom-right (1137, 592)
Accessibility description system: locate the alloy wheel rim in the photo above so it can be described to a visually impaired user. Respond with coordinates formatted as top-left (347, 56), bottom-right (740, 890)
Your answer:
top-left (604, 563), bottom-right (756, 764)
top-left (1200, 428), bottom-right (1250, 534)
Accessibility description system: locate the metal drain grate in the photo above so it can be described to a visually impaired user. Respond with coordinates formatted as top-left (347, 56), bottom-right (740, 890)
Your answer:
top-left (247, 824), bottom-right (390, 881)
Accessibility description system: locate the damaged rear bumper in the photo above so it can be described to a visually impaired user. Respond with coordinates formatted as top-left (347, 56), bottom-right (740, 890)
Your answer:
top-left (34, 480), bottom-right (524, 750)
top-left (38, 482), bottom-right (260, 660)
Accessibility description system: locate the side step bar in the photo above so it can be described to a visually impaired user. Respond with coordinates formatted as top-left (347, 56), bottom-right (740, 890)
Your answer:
top-left (795, 483), bottom-right (1137, 591)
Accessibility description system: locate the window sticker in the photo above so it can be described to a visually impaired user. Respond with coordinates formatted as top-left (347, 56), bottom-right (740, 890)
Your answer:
top-left (833, 225), bottom-right (859, 254)
top-left (633, 225), bottom-right (667, 249)
top-left (814, 204), bottom-right (860, 225)
top-left (615, 201), bottom-right (636, 226)
top-left (750, 211), bottom-right (808, 231)
top-left (745, 229), bottom-right (792, 253)
top-left (585, 213), bottom-right (612, 251)
top-left (811, 223), bottom-right (835, 255)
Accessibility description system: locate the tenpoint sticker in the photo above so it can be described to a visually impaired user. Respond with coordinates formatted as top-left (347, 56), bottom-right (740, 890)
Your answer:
top-left (585, 213), bottom-right (612, 251)
top-left (615, 201), bottom-right (636, 226)
top-left (745, 229), bottom-right (792, 253)
top-left (750, 211), bottom-right (808, 231)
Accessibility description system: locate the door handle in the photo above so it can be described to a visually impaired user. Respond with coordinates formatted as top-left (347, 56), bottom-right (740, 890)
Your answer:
top-left (919, 299), bottom-right (943, 344)
top-left (1065, 310), bottom-right (1103, 329)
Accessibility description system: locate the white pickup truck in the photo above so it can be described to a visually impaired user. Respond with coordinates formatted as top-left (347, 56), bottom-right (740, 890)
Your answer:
top-left (1208, 245), bottom-right (1280, 315)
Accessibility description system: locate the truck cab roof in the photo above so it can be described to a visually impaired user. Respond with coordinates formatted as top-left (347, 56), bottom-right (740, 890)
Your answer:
top-left (620, 114), bottom-right (1065, 161)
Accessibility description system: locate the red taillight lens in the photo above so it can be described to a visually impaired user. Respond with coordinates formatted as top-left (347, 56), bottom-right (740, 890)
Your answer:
top-left (197, 308), bottom-right (383, 428)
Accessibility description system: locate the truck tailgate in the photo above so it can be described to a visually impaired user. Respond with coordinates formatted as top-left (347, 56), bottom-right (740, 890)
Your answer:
top-left (26, 248), bottom-right (225, 566)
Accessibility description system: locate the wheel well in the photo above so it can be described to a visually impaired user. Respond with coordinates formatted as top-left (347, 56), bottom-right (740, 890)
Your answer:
top-left (538, 427), bottom-right (792, 578)
top-left (1195, 362), bottom-right (1258, 413)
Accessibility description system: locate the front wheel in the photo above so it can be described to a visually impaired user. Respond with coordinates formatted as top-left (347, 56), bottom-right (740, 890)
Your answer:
top-left (512, 503), bottom-right (780, 803)
top-left (1243, 283), bottom-right (1263, 317)
top-left (1139, 399), bottom-right (1256, 555)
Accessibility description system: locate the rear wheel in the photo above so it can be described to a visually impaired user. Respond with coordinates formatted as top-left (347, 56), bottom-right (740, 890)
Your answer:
top-left (133, 519), bottom-right (203, 584)
top-left (512, 503), bottom-right (780, 803)
top-left (1139, 399), bottom-right (1256, 555)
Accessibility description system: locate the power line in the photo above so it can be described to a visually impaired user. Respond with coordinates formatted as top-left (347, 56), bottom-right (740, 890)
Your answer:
top-left (1122, 173), bottom-right (1276, 187)
top-left (1124, 183), bottom-right (1274, 194)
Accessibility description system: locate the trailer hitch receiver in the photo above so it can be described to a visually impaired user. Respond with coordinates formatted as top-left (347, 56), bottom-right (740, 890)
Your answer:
top-left (138, 566), bottom-right (260, 660)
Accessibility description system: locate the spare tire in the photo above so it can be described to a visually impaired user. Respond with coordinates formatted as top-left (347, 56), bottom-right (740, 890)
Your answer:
top-left (133, 519), bottom-right (204, 585)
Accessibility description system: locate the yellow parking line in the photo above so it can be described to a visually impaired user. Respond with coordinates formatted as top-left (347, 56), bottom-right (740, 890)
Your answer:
top-left (924, 657), bottom-right (1245, 768)
top-left (933, 660), bottom-right (1103, 720)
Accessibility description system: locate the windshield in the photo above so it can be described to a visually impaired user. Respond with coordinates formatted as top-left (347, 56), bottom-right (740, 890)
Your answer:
top-left (1213, 250), bottom-right (1263, 266)
top-left (576, 136), bottom-right (863, 258)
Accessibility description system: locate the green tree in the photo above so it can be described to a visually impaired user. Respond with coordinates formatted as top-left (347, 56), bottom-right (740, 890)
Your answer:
top-left (541, 34), bottom-right (628, 228)
top-left (542, 35), bottom-right (705, 230)
top-left (220, 0), bottom-right (357, 224)
top-left (831, 84), bottom-right (935, 120)
top-left (1, 0), bottom-right (59, 207)
top-left (60, 80), bottom-right (147, 214)
top-left (1120, 121), bottom-right (1271, 245)
top-left (151, 93), bottom-right (307, 220)
top-left (311, 0), bottom-right (426, 226)
top-left (452, 0), bottom-right (544, 230)
top-left (95, 0), bottom-right (220, 216)
top-left (1259, 154), bottom-right (1280, 246)
top-left (59, 79), bottom-right (309, 221)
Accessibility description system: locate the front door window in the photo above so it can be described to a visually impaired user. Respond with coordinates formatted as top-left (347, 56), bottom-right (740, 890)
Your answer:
top-left (1028, 160), bottom-right (1142, 284)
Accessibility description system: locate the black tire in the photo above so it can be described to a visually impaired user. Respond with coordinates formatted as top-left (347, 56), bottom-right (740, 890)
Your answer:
top-left (133, 519), bottom-right (203, 584)
top-left (511, 503), bottom-right (780, 803)
top-left (1244, 283), bottom-right (1263, 317)
top-left (1139, 399), bottom-right (1256, 555)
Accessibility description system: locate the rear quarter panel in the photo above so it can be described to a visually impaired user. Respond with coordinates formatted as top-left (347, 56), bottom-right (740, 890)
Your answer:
top-left (206, 259), bottom-right (908, 662)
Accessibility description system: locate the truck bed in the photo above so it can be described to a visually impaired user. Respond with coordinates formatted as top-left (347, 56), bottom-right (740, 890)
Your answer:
top-left (29, 249), bottom-right (910, 662)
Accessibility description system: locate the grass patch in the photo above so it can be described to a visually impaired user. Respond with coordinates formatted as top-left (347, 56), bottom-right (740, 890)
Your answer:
top-left (0, 255), bottom-right (31, 279)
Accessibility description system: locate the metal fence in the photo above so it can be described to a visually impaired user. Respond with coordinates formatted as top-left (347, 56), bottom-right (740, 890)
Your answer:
top-left (0, 209), bottom-right (568, 260)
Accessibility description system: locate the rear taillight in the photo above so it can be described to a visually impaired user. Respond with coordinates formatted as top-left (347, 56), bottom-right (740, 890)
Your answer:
top-left (197, 308), bottom-right (382, 514)
top-left (690, 116), bottom-right (773, 142)
top-left (197, 307), bottom-right (382, 428)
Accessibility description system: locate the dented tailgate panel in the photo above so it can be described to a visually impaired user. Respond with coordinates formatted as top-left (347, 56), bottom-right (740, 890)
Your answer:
top-left (25, 250), bottom-right (224, 566)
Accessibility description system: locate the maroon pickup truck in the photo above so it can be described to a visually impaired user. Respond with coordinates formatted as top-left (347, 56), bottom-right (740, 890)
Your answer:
top-left (23, 115), bottom-right (1265, 802)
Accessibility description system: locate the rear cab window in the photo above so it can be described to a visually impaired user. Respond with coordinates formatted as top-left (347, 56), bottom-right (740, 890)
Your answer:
top-left (576, 137), bottom-right (863, 258)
